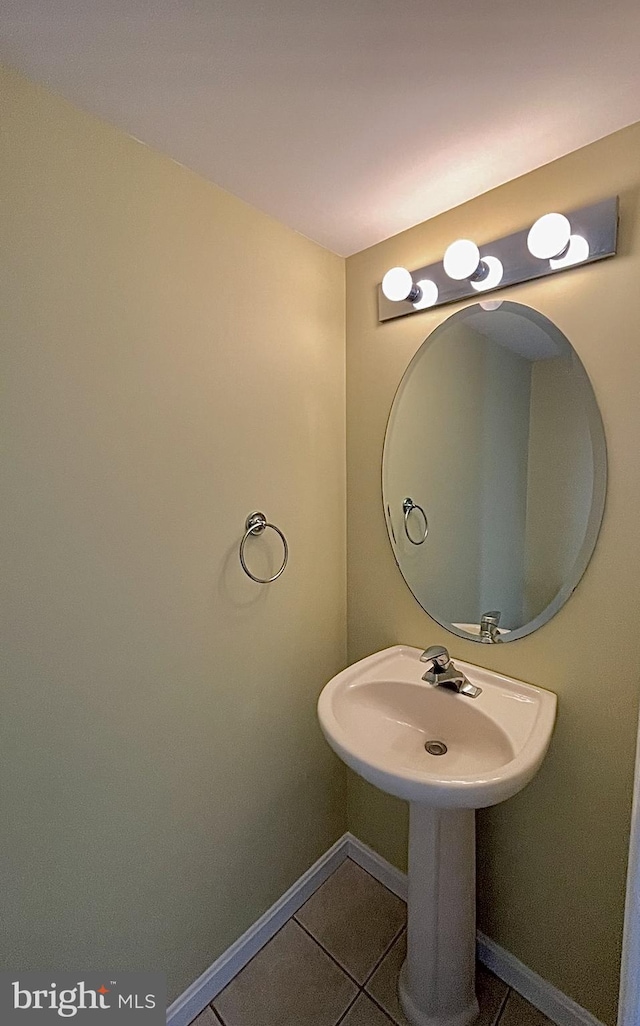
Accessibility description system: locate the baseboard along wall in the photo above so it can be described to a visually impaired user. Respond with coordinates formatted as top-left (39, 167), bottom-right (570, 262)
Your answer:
top-left (166, 832), bottom-right (606, 1026)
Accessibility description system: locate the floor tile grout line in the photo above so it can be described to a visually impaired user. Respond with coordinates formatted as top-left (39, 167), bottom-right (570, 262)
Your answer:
top-left (494, 985), bottom-right (512, 1025)
top-left (362, 924), bottom-right (407, 989)
top-left (333, 990), bottom-right (362, 1026)
top-left (365, 988), bottom-right (406, 1026)
top-left (206, 912), bottom-right (359, 1026)
top-left (209, 914), bottom-right (333, 1021)
top-left (292, 856), bottom-right (407, 993)
top-left (293, 916), bottom-right (364, 988)
top-left (208, 1001), bottom-right (226, 1025)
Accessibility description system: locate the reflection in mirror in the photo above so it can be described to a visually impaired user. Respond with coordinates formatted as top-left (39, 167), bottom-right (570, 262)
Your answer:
top-left (382, 302), bottom-right (607, 642)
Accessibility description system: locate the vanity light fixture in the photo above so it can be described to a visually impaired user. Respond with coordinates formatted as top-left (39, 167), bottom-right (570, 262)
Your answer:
top-left (443, 239), bottom-right (489, 282)
top-left (549, 234), bottom-right (590, 269)
top-left (382, 267), bottom-right (439, 308)
top-left (526, 212), bottom-right (571, 260)
top-left (412, 279), bottom-right (439, 309)
top-left (528, 213), bottom-right (591, 269)
top-left (377, 196), bottom-right (618, 322)
top-left (381, 266), bottom-right (422, 303)
top-left (471, 255), bottom-right (504, 292)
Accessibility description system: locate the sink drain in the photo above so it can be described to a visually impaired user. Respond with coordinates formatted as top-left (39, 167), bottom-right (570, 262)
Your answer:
top-left (425, 740), bottom-right (448, 756)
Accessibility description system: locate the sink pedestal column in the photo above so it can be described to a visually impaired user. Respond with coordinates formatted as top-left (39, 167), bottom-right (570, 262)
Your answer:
top-left (399, 803), bottom-right (479, 1026)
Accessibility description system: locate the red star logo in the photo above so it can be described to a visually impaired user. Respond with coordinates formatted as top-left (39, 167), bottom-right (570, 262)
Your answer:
top-left (97, 986), bottom-right (109, 995)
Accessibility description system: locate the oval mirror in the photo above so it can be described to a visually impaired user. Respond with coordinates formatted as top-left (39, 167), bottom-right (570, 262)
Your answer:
top-left (382, 301), bottom-right (607, 642)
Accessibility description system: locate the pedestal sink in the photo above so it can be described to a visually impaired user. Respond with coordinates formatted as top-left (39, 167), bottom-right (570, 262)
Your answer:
top-left (317, 646), bottom-right (557, 1026)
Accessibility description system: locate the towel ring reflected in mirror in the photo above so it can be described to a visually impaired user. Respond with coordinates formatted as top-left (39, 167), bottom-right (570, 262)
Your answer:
top-left (403, 497), bottom-right (429, 545)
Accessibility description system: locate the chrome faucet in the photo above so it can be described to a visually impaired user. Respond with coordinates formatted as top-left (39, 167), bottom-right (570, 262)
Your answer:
top-left (419, 646), bottom-right (482, 699)
top-left (480, 610), bottom-right (502, 644)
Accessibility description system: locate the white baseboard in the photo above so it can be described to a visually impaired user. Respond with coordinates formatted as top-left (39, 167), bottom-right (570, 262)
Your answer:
top-left (477, 932), bottom-right (606, 1026)
top-left (167, 832), bottom-right (605, 1026)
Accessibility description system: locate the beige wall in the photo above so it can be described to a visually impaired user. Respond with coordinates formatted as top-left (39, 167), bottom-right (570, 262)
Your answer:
top-left (346, 122), bottom-right (640, 1025)
top-left (1, 65), bottom-right (346, 1002)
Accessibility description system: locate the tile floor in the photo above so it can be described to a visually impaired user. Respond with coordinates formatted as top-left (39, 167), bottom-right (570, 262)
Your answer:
top-left (189, 858), bottom-right (555, 1026)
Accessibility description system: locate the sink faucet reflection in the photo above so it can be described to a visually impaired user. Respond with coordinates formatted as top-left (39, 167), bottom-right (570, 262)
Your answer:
top-left (480, 610), bottom-right (502, 644)
top-left (420, 645), bottom-right (482, 698)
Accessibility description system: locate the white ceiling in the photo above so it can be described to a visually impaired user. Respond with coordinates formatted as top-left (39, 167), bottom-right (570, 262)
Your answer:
top-left (2, 1), bottom-right (640, 256)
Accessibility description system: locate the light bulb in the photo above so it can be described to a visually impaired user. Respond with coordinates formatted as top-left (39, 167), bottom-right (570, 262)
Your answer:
top-left (527, 213), bottom-right (571, 260)
top-left (471, 256), bottom-right (503, 292)
top-left (549, 234), bottom-right (590, 269)
top-left (381, 266), bottom-right (419, 302)
top-left (412, 279), bottom-right (439, 309)
top-left (443, 239), bottom-right (482, 280)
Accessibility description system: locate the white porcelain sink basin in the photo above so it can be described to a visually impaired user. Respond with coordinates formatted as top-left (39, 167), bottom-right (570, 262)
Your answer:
top-left (318, 645), bottom-right (557, 809)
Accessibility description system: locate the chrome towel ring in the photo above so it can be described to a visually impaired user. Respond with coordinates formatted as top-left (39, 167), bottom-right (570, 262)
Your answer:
top-left (239, 511), bottom-right (289, 583)
top-left (403, 497), bottom-right (429, 545)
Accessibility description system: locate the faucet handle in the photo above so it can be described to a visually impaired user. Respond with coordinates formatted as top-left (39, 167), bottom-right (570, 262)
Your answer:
top-left (420, 645), bottom-right (451, 673)
top-left (480, 610), bottom-right (501, 626)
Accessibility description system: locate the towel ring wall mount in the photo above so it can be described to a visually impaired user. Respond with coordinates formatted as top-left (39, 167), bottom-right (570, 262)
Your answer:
top-left (239, 511), bottom-right (289, 584)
